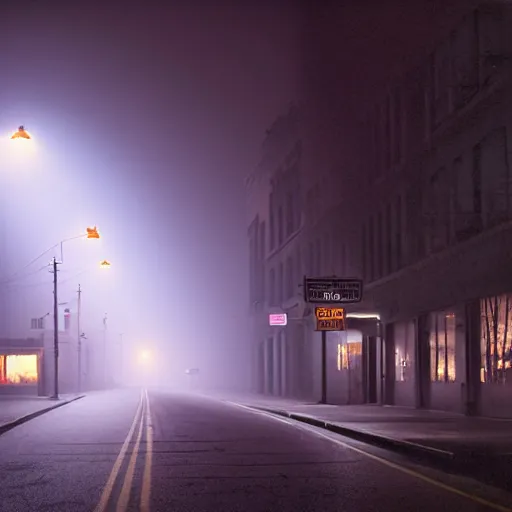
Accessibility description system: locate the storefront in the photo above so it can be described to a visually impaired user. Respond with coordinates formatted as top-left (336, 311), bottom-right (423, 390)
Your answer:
top-left (0, 339), bottom-right (44, 396)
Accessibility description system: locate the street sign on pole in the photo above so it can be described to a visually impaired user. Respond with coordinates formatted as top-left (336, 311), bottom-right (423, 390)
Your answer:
top-left (304, 277), bottom-right (363, 304)
top-left (315, 307), bottom-right (345, 331)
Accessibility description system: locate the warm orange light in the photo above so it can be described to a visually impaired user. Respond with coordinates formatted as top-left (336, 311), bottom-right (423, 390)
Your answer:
top-left (100, 259), bottom-right (111, 268)
top-left (10, 125), bottom-right (31, 140)
top-left (5, 355), bottom-right (38, 384)
top-left (87, 226), bottom-right (100, 239)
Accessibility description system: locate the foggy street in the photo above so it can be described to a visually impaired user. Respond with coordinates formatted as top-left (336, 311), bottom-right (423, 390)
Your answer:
top-left (0, 388), bottom-right (508, 512)
top-left (2, 0), bottom-right (512, 510)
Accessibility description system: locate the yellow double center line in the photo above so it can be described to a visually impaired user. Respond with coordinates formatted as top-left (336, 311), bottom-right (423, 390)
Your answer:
top-left (95, 388), bottom-right (154, 512)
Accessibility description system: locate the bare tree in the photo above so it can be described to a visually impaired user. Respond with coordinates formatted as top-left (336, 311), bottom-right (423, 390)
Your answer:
top-left (484, 299), bottom-right (492, 383)
top-left (502, 295), bottom-right (511, 383)
top-left (492, 296), bottom-right (500, 383)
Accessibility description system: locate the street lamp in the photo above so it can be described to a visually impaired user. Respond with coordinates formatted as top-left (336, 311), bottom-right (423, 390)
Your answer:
top-left (10, 125), bottom-right (31, 141)
top-left (51, 227), bottom-right (101, 400)
top-left (87, 226), bottom-right (100, 239)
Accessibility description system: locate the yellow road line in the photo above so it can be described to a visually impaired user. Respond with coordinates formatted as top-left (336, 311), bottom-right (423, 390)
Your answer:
top-left (117, 391), bottom-right (146, 512)
top-left (94, 390), bottom-right (144, 512)
top-left (140, 388), bottom-right (153, 512)
top-left (230, 403), bottom-right (512, 512)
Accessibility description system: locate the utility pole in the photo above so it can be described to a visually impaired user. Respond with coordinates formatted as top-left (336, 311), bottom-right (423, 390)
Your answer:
top-left (119, 333), bottom-right (124, 386)
top-left (77, 284), bottom-right (82, 393)
top-left (51, 257), bottom-right (60, 400)
top-left (320, 330), bottom-right (327, 404)
top-left (103, 313), bottom-right (108, 388)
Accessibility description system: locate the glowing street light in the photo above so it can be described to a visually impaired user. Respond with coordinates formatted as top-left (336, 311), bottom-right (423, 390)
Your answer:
top-left (10, 125), bottom-right (31, 141)
top-left (100, 259), bottom-right (111, 269)
top-left (86, 226), bottom-right (100, 239)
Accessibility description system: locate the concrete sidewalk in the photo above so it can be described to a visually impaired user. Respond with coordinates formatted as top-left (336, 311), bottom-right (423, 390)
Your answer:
top-left (0, 394), bottom-right (85, 435)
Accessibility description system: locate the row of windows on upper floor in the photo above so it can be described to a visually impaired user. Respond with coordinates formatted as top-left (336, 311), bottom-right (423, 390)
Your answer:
top-left (361, 124), bottom-right (510, 284)
top-left (249, 217), bottom-right (352, 308)
top-left (253, 122), bottom-right (509, 306)
top-left (265, 236), bottom-right (350, 308)
top-left (269, 159), bottom-right (301, 254)
top-left (359, 5), bottom-right (505, 185)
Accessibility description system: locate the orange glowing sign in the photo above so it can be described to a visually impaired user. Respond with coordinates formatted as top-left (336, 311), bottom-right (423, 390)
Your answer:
top-left (315, 307), bottom-right (346, 331)
top-left (315, 307), bottom-right (345, 321)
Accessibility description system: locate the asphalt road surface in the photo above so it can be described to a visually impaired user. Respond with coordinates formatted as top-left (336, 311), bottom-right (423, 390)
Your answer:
top-left (0, 388), bottom-right (510, 512)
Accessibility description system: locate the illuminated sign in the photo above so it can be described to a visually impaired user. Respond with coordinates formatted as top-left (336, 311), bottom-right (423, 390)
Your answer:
top-left (269, 313), bottom-right (287, 326)
top-left (316, 319), bottom-right (345, 331)
top-left (315, 307), bottom-right (345, 331)
top-left (315, 307), bottom-right (345, 321)
top-left (304, 278), bottom-right (363, 304)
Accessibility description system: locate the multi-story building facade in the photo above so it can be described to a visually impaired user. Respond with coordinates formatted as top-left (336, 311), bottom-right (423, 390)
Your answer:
top-left (353, 0), bottom-right (512, 417)
top-left (248, 0), bottom-right (512, 417)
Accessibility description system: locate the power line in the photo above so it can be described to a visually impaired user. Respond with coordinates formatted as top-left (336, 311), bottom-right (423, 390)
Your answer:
top-left (0, 233), bottom-right (87, 285)
top-left (0, 244), bottom-right (60, 284)
top-left (0, 264), bottom-right (49, 286)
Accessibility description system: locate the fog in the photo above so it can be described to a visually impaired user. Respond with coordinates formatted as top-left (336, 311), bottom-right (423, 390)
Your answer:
top-left (1, 1), bottom-right (301, 393)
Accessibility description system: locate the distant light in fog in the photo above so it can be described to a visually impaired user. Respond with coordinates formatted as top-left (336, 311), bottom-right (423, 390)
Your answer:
top-left (139, 350), bottom-right (152, 363)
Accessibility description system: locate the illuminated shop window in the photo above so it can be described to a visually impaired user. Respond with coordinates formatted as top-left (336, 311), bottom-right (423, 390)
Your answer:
top-left (395, 321), bottom-right (415, 382)
top-left (481, 294), bottom-right (512, 384)
top-left (337, 342), bottom-right (362, 371)
top-left (429, 312), bottom-right (456, 382)
top-left (5, 355), bottom-right (38, 384)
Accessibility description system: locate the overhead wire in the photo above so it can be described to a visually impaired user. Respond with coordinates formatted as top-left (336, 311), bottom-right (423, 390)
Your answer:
top-left (2, 268), bottom-right (90, 292)
top-left (0, 233), bottom-right (88, 286)
top-left (0, 243), bottom-right (60, 285)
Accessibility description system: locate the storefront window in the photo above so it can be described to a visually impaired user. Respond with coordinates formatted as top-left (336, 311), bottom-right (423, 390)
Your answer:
top-left (481, 294), bottom-right (512, 384)
top-left (395, 321), bottom-right (414, 381)
top-left (429, 311), bottom-right (456, 382)
top-left (337, 342), bottom-right (362, 371)
top-left (4, 355), bottom-right (38, 384)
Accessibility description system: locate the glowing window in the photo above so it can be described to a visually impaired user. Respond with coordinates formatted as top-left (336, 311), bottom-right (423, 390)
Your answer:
top-left (337, 343), bottom-right (362, 370)
top-left (5, 355), bottom-right (38, 384)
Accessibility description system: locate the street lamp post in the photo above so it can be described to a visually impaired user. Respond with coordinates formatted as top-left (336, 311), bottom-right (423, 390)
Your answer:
top-left (103, 313), bottom-right (108, 389)
top-left (77, 284), bottom-right (82, 393)
top-left (77, 260), bottom-right (111, 393)
top-left (51, 256), bottom-right (60, 399)
top-left (119, 333), bottom-right (124, 386)
top-left (49, 227), bottom-right (101, 400)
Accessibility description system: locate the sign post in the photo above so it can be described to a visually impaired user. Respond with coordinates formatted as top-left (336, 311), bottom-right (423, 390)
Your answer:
top-left (305, 277), bottom-right (362, 404)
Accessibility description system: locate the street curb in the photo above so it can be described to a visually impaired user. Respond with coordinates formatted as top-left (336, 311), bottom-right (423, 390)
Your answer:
top-left (246, 405), bottom-right (455, 462)
top-left (0, 395), bottom-right (86, 436)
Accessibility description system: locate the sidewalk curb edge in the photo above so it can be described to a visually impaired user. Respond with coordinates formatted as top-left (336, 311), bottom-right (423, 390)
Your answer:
top-left (245, 404), bottom-right (455, 461)
top-left (0, 395), bottom-right (86, 436)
